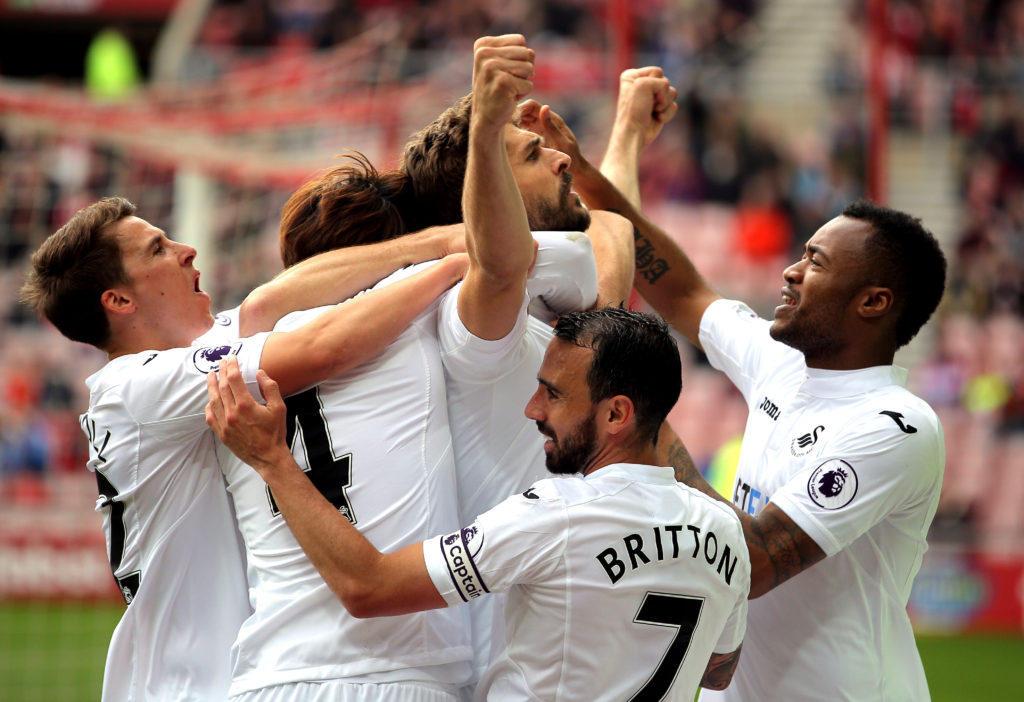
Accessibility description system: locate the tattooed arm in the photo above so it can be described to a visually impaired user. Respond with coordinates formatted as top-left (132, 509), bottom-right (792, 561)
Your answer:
top-left (660, 429), bottom-right (826, 599)
top-left (656, 421), bottom-right (700, 480)
top-left (516, 92), bottom-right (716, 345)
top-left (600, 67), bottom-right (678, 211)
top-left (701, 647), bottom-right (742, 690)
top-left (627, 213), bottom-right (720, 348)
top-left (531, 155), bottom-right (718, 347)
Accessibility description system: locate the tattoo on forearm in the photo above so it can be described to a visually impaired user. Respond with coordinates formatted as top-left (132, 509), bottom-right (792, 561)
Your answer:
top-left (633, 227), bottom-right (671, 284)
top-left (701, 647), bottom-right (742, 691)
top-left (747, 510), bottom-right (824, 591)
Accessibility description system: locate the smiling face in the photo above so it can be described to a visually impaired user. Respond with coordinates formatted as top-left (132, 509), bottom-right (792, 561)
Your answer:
top-left (110, 216), bottom-right (214, 349)
top-left (505, 125), bottom-right (591, 232)
top-left (524, 338), bottom-right (602, 475)
top-left (770, 215), bottom-right (875, 363)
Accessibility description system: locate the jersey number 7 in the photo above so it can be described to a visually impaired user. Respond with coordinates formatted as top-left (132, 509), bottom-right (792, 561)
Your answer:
top-left (266, 386), bottom-right (356, 524)
top-left (628, 592), bottom-right (705, 701)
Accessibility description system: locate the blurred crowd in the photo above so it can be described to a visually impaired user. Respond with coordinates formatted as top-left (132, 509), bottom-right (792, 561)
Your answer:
top-left (825, 0), bottom-right (1024, 544)
top-left (1, 0), bottom-right (1022, 545)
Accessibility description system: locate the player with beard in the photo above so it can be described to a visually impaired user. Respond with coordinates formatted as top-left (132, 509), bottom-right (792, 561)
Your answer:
top-left (399, 47), bottom-right (693, 689)
top-left (529, 64), bottom-right (948, 698)
top-left (638, 204), bottom-right (946, 702)
top-left (205, 307), bottom-right (750, 702)
top-left (201, 35), bottom-right (629, 701)
top-left (275, 38), bottom-right (681, 690)
top-left (556, 68), bottom-right (947, 700)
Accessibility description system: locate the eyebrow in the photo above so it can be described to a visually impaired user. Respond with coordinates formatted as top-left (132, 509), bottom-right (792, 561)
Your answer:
top-left (537, 377), bottom-right (560, 396)
top-left (807, 244), bottom-right (831, 264)
top-left (522, 136), bottom-right (542, 160)
top-left (146, 233), bottom-right (165, 252)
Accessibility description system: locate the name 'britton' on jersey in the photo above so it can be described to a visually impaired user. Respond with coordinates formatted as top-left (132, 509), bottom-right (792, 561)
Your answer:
top-left (596, 523), bottom-right (741, 586)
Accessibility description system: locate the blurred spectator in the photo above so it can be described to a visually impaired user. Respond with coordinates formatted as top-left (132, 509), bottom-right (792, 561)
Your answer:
top-left (9, 0), bottom-right (1024, 548)
top-left (85, 27), bottom-right (141, 100)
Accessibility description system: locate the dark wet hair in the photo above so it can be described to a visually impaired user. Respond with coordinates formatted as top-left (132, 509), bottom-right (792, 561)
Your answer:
top-left (554, 307), bottom-right (681, 446)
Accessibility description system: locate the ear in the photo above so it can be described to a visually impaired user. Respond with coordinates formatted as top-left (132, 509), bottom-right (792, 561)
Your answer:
top-left (101, 288), bottom-right (136, 317)
top-left (857, 286), bottom-right (894, 320)
top-left (600, 395), bottom-right (636, 438)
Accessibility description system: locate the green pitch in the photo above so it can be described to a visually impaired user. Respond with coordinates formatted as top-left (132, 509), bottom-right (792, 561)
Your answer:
top-left (0, 601), bottom-right (121, 702)
top-left (1, 602), bottom-right (1022, 701)
top-left (917, 633), bottom-right (1024, 701)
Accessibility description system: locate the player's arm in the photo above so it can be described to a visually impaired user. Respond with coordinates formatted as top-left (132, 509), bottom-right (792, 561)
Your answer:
top-left (599, 67), bottom-right (678, 210)
top-left (662, 431), bottom-right (826, 599)
top-left (260, 253), bottom-right (467, 397)
top-left (518, 96), bottom-right (716, 346)
top-left (237, 225), bottom-right (466, 337)
top-left (656, 422), bottom-right (700, 484)
top-left (206, 357), bottom-right (446, 617)
top-left (701, 647), bottom-right (742, 691)
top-left (458, 35), bottom-right (537, 341)
top-left (585, 210), bottom-right (635, 309)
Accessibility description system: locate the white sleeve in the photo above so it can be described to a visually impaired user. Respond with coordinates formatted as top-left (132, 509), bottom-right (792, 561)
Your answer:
top-left (698, 298), bottom-right (798, 402)
top-left (713, 588), bottom-right (748, 655)
top-left (121, 334), bottom-right (271, 424)
top-left (769, 405), bottom-right (945, 557)
top-left (526, 231), bottom-right (598, 323)
top-left (423, 489), bottom-right (567, 607)
top-left (438, 281), bottom-right (544, 383)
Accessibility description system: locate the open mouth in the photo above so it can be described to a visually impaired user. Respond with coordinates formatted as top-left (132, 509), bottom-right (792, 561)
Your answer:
top-left (775, 288), bottom-right (797, 318)
top-left (536, 422), bottom-right (556, 445)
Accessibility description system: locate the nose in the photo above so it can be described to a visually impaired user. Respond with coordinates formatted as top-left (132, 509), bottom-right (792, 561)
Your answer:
top-left (524, 387), bottom-right (545, 421)
top-left (549, 148), bottom-right (571, 175)
top-left (177, 242), bottom-right (198, 266)
top-left (783, 258), bottom-right (802, 284)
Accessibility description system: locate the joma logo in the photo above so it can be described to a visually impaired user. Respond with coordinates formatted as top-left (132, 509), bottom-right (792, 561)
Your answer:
top-left (758, 396), bottom-right (780, 421)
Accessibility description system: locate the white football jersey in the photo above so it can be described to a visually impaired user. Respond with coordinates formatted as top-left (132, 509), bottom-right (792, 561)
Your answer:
top-left (525, 231), bottom-right (598, 323)
top-left (438, 291), bottom-right (553, 687)
top-left (81, 335), bottom-right (268, 702)
top-left (218, 299), bottom-right (472, 695)
top-left (424, 464), bottom-right (750, 702)
top-left (329, 231), bottom-right (596, 688)
top-left (438, 230), bottom-right (596, 684)
top-left (438, 290), bottom-right (552, 526)
top-left (696, 299), bottom-right (944, 702)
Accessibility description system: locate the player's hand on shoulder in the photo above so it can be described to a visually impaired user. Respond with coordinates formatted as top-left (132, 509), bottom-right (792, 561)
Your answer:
top-left (205, 356), bottom-right (290, 475)
top-left (472, 34), bottom-right (535, 130)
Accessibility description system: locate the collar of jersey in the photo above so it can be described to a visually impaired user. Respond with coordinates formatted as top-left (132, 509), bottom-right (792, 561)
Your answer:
top-left (800, 364), bottom-right (908, 399)
top-left (586, 463), bottom-right (675, 484)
